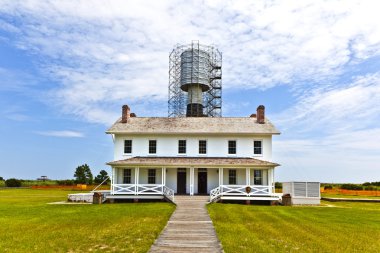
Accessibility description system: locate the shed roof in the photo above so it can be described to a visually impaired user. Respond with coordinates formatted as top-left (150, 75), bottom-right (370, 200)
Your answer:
top-left (106, 117), bottom-right (280, 135)
top-left (107, 156), bottom-right (279, 168)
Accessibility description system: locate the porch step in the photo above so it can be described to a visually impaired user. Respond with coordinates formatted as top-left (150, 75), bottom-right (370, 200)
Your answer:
top-left (149, 195), bottom-right (223, 253)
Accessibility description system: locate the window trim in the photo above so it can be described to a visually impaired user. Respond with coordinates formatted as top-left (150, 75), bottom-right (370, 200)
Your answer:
top-left (123, 139), bottom-right (133, 155)
top-left (148, 139), bottom-right (157, 155)
top-left (228, 140), bottom-right (237, 155)
top-left (178, 139), bottom-right (187, 155)
top-left (198, 139), bottom-right (207, 155)
top-left (253, 139), bottom-right (263, 156)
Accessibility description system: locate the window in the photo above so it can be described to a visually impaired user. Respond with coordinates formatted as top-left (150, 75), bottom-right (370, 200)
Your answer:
top-left (199, 140), bottom-right (207, 154)
top-left (149, 140), bottom-right (157, 154)
top-left (124, 140), bottom-right (132, 154)
top-left (254, 170), bottom-right (262, 185)
top-left (178, 140), bottom-right (187, 154)
top-left (123, 169), bottom-right (131, 184)
top-left (228, 140), bottom-right (236, 154)
top-left (229, 169), bottom-right (237, 185)
top-left (148, 169), bottom-right (156, 184)
top-left (254, 140), bottom-right (262, 155)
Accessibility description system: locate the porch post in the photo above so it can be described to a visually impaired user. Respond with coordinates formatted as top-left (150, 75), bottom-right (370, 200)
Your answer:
top-left (246, 168), bottom-right (251, 186)
top-left (268, 168), bottom-right (273, 194)
top-left (190, 167), bottom-right (194, 196)
top-left (162, 167), bottom-right (166, 186)
top-left (218, 168), bottom-right (222, 186)
top-left (135, 167), bottom-right (139, 195)
top-left (111, 167), bottom-right (114, 194)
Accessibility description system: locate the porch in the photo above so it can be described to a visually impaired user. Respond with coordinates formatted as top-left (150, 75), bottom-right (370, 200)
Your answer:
top-left (108, 157), bottom-right (280, 203)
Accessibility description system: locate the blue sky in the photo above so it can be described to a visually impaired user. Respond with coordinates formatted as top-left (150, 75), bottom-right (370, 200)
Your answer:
top-left (0, 0), bottom-right (379, 183)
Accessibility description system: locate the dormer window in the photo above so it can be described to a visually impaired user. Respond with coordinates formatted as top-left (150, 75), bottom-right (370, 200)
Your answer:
top-left (124, 140), bottom-right (132, 154)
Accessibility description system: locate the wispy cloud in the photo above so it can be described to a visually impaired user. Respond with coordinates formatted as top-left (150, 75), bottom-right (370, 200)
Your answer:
top-left (274, 72), bottom-right (380, 135)
top-left (1, 0), bottom-right (380, 124)
top-left (36, 130), bottom-right (84, 138)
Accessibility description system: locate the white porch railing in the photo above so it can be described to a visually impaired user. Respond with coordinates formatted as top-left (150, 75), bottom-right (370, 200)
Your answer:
top-left (163, 186), bottom-right (175, 202)
top-left (112, 184), bottom-right (175, 202)
top-left (210, 185), bottom-right (275, 202)
top-left (112, 184), bottom-right (136, 194)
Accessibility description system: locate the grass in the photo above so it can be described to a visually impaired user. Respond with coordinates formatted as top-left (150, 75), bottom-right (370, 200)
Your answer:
top-left (322, 193), bottom-right (380, 199)
top-left (208, 201), bottom-right (380, 253)
top-left (0, 188), bottom-right (175, 253)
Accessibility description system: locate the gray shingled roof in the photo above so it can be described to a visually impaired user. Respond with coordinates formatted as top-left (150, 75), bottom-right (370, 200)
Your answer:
top-left (107, 156), bottom-right (279, 168)
top-left (106, 117), bottom-right (280, 135)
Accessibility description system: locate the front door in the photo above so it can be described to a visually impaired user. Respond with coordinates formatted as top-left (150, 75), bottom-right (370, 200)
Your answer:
top-left (198, 171), bottom-right (207, 194)
top-left (177, 170), bottom-right (186, 194)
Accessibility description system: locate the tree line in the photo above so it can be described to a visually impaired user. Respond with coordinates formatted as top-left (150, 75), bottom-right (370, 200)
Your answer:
top-left (0, 164), bottom-right (110, 187)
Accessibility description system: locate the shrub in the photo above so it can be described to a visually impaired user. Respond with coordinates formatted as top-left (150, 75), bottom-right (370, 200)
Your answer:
top-left (275, 182), bottom-right (282, 189)
top-left (324, 185), bottom-right (333, 190)
top-left (365, 186), bottom-right (376, 191)
top-left (5, 178), bottom-right (22, 187)
top-left (340, 184), bottom-right (363, 190)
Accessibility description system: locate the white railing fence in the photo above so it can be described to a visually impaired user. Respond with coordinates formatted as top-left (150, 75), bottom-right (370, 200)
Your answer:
top-left (112, 184), bottom-right (175, 202)
top-left (210, 185), bottom-right (274, 202)
top-left (112, 184), bottom-right (136, 194)
top-left (163, 186), bottom-right (175, 202)
top-left (137, 184), bottom-right (164, 195)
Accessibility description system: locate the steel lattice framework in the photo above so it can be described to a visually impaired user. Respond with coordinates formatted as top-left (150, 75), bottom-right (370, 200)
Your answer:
top-left (168, 41), bottom-right (222, 117)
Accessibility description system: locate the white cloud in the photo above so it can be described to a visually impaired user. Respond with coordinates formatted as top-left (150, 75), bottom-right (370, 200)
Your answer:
top-left (1, 0), bottom-right (380, 124)
top-left (272, 73), bottom-right (380, 182)
top-left (274, 73), bottom-right (380, 134)
top-left (36, 130), bottom-right (84, 138)
top-left (274, 129), bottom-right (380, 183)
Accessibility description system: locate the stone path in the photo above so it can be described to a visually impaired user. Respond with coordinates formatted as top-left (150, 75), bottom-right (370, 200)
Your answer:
top-left (149, 195), bottom-right (223, 253)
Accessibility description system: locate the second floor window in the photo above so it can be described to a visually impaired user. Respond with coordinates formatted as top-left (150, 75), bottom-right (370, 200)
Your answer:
top-left (199, 140), bottom-right (207, 154)
top-left (149, 140), bottom-right (157, 154)
top-left (254, 140), bottom-right (262, 155)
top-left (228, 140), bottom-right (236, 154)
top-left (229, 169), bottom-right (237, 185)
top-left (148, 169), bottom-right (156, 184)
top-left (124, 140), bottom-right (132, 154)
top-left (123, 169), bottom-right (131, 184)
top-left (178, 140), bottom-right (187, 154)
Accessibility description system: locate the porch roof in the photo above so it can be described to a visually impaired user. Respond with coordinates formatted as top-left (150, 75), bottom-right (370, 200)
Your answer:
top-left (107, 156), bottom-right (279, 168)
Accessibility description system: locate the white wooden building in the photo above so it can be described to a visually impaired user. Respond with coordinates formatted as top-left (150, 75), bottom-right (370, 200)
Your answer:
top-left (106, 105), bottom-right (281, 202)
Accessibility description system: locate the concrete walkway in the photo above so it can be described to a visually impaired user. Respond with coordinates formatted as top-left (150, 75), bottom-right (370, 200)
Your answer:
top-left (149, 196), bottom-right (223, 253)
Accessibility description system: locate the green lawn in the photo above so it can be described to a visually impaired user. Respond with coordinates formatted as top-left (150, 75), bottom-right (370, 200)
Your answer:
top-left (208, 201), bottom-right (380, 253)
top-left (0, 188), bottom-right (175, 253)
top-left (322, 193), bottom-right (380, 199)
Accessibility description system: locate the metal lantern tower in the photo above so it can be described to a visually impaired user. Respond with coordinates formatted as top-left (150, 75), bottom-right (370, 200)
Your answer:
top-left (168, 41), bottom-right (222, 117)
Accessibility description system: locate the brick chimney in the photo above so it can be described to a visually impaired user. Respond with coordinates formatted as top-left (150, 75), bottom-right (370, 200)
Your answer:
top-left (256, 105), bottom-right (265, 124)
top-left (121, 105), bottom-right (130, 123)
